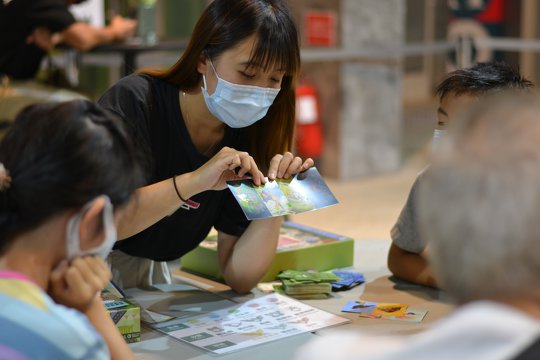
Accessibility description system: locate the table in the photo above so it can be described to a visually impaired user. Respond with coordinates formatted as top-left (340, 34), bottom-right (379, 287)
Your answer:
top-left (127, 239), bottom-right (454, 359)
top-left (88, 39), bottom-right (187, 77)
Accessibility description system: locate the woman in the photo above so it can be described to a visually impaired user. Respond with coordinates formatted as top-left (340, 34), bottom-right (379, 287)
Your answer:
top-left (99, 0), bottom-right (312, 293)
top-left (0, 100), bottom-right (142, 359)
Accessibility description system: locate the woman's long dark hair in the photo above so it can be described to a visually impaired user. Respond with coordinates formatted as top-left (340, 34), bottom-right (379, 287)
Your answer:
top-left (140, 0), bottom-right (300, 172)
top-left (0, 100), bottom-right (144, 253)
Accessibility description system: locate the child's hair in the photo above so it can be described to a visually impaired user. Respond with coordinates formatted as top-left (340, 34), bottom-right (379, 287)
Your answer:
top-left (0, 99), bottom-right (144, 253)
top-left (436, 62), bottom-right (534, 101)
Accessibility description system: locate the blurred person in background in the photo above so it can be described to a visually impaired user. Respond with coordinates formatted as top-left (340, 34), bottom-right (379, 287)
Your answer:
top-left (296, 94), bottom-right (540, 360)
top-left (0, 0), bottom-right (137, 80)
top-left (388, 62), bottom-right (533, 288)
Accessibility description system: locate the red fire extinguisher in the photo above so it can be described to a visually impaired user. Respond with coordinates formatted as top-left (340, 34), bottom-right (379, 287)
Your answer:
top-left (295, 83), bottom-right (324, 159)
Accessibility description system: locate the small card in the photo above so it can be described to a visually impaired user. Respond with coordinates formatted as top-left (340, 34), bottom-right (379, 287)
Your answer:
top-left (104, 299), bottom-right (130, 310)
top-left (371, 303), bottom-right (408, 317)
top-left (384, 309), bottom-right (428, 323)
top-left (227, 167), bottom-right (338, 220)
top-left (343, 300), bottom-right (428, 323)
top-left (341, 300), bottom-right (378, 314)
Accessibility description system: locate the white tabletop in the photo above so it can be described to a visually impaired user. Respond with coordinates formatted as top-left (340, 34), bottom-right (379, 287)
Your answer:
top-left (128, 239), bottom-right (454, 359)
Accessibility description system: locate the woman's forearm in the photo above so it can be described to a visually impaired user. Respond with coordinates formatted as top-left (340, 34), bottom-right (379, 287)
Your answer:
top-left (116, 172), bottom-right (202, 239)
top-left (219, 217), bottom-right (282, 293)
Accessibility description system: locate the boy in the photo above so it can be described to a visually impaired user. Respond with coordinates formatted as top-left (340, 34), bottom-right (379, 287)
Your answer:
top-left (388, 62), bottom-right (533, 287)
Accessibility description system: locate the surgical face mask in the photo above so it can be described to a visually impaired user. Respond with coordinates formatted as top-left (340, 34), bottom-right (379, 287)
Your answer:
top-left (66, 195), bottom-right (117, 260)
top-left (201, 61), bottom-right (280, 128)
top-left (432, 129), bottom-right (446, 152)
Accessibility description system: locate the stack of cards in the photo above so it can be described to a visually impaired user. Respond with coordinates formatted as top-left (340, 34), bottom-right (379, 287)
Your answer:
top-left (275, 270), bottom-right (342, 300)
top-left (341, 300), bottom-right (428, 323)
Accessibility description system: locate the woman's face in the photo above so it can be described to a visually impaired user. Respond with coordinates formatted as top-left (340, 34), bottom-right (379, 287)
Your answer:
top-left (199, 35), bottom-right (286, 94)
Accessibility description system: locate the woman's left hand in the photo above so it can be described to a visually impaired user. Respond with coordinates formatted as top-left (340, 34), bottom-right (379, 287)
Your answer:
top-left (268, 152), bottom-right (314, 180)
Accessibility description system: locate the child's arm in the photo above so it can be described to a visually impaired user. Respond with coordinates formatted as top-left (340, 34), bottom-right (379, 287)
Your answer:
top-left (84, 294), bottom-right (137, 360)
top-left (387, 243), bottom-right (438, 288)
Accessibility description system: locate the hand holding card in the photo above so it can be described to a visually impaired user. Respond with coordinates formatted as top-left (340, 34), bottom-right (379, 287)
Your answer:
top-left (227, 167), bottom-right (338, 220)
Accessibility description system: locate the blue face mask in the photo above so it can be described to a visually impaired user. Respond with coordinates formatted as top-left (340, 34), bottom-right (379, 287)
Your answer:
top-left (65, 195), bottom-right (117, 260)
top-left (201, 61), bottom-right (281, 128)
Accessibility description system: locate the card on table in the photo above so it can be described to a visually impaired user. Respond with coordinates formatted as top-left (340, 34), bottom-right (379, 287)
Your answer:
top-left (341, 300), bottom-right (378, 314)
top-left (341, 300), bottom-right (428, 323)
top-left (384, 309), bottom-right (428, 323)
top-left (371, 303), bottom-right (409, 317)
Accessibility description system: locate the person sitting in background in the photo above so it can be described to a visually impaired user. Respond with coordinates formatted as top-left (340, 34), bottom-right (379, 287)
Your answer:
top-left (388, 62), bottom-right (533, 288)
top-left (296, 94), bottom-right (540, 360)
top-left (0, 0), bottom-right (137, 80)
top-left (0, 100), bottom-right (142, 359)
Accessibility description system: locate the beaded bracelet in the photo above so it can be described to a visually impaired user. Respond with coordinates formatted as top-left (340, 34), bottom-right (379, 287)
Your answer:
top-left (172, 175), bottom-right (189, 203)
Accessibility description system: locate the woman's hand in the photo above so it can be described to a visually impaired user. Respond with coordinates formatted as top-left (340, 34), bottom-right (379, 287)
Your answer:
top-left (193, 146), bottom-right (266, 191)
top-left (48, 256), bottom-right (112, 312)
top-left (268, 152), bottom-right (314, 180)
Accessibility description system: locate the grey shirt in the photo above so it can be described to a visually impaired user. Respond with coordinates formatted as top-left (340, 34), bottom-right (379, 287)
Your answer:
top-left (390, 171), bottom-right (427, 254)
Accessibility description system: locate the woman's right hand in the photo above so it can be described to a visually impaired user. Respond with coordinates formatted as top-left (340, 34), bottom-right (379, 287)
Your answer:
top-left (193, 147), bottom-right (266, 191)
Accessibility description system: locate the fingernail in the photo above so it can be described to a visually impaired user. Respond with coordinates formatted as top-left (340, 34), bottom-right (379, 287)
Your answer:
top-left (269, 172), bottom-right (275, 180)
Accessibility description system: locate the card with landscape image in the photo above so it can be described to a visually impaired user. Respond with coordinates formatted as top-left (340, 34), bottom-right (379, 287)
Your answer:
top-left (227, 167), bottom-right (338, 220)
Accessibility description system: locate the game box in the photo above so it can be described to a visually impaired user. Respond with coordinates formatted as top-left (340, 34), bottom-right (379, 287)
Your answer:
top-left (180, 221), bottom-right (354, 282)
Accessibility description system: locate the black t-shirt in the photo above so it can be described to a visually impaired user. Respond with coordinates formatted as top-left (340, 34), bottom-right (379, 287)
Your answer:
top-left (0, 0), bottom-right (76, 79)
top-left (98, 74), bottom-right (250, 261)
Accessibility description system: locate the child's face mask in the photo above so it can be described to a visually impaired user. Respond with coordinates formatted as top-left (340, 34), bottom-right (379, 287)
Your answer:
top-left (65, 195), bottom-right (116, 260)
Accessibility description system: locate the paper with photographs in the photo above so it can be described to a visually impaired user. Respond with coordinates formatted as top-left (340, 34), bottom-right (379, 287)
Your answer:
top-left (227, 167), bottom-right (338, 220)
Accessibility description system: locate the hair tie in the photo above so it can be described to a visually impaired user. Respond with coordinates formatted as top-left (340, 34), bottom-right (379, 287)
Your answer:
top-left (0, 163), bottom-right (12, 191)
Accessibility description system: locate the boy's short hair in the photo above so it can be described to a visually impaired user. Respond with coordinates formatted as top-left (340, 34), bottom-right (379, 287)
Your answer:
top-left (436, 62), bottom-right (533, 101)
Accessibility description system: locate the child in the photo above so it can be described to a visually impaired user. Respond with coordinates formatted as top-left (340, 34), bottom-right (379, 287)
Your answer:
top-left (388, 62), bottom-right (533, 287)
top-left (0, 100), bottom-right (143, 359)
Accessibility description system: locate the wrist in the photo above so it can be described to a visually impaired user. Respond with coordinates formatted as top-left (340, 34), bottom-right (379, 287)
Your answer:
top-left (173, 172), bottom-right (201, 202)
top-left (83, 293), bottom-right (104, 315)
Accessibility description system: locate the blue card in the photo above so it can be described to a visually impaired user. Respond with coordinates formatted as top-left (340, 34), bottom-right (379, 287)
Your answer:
top-left (341, 300), bottom-right (378, 314)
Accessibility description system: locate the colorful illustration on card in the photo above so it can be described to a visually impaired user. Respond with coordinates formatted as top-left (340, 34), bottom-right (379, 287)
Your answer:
top-left (344, 300), bottom-right (428, 323)
top-left (227, 182), bottom-right (272, 219)
top-left (372, 303), bottom-right (408, 317)
top-left (227, 167), bottom-right (338, 220)
top-left (385, 309), bottom-right (428, 323)
top-left (341, 300), bottom-right (378, 314)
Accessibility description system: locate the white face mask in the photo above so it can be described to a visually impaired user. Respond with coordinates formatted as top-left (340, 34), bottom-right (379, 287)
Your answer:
top-left (432, 129), bottom-right (446, 152)
top-left (66, 195), bottom-right (117, 260)
top-left (201, 61), bottom-right (280, 128)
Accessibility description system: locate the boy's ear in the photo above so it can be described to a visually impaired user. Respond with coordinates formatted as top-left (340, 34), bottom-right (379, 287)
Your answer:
top-left (78, 197), bottom-right (106, 251)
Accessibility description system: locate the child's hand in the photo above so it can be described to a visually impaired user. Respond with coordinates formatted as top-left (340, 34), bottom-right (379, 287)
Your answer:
top-left (49, 256), bottom-right (112, 312)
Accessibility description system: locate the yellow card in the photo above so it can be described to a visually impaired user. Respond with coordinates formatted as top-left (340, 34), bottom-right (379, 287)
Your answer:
top-left (372, 303), bottom-right (408, 317)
